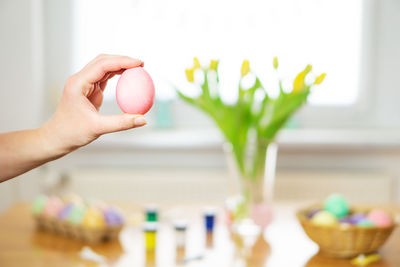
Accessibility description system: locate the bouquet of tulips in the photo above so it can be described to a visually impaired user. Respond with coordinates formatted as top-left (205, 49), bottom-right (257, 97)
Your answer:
top-left (177, 57), bottom-right (326, 182)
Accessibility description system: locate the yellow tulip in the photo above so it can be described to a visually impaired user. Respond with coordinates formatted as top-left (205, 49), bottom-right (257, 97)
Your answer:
top-left (293, 71), bottom-right (306, 93)
top-left (314, 73), bottom-right (326, 85)
top-left (193, 57), bottom-right (201, 69)
top-left (273, 57), bottom-right (278, 69)
top-left (304, 64), bottom-right (312, 74)
top-left (210, 59), bottom-right (219, 71)
top-left (241, 59), bottom-right (250, 77)
top-left (185, 68), bottom-right (195, 83)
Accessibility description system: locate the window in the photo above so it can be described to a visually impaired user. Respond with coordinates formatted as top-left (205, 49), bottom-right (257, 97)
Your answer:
top-left (73, 0), bottom-right (363, 111)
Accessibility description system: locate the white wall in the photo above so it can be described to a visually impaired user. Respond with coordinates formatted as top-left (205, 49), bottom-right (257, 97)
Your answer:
top-left (42, 0), bottom-right (74, 115)
top-left (372, 0), bottom-right (400, 127)
top-left (0, 0), bottom-right (44, 212)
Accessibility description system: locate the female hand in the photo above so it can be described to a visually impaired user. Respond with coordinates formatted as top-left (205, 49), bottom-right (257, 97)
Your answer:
top-left (41, 54), bottom-right (147, 155)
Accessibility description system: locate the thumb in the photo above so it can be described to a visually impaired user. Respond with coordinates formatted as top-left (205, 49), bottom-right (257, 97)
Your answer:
top-left (96, 114), bottom-right (147, 135)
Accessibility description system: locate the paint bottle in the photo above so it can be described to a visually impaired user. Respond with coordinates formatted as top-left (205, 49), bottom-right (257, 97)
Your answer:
top-left (145, 205), bottom-right (158, 222)
top-left (203, 207), bottom-right (216, 232)
top-left (143, 222), bottom-right (158, 251)
top-left (173, 220), bottom-right (187, 248)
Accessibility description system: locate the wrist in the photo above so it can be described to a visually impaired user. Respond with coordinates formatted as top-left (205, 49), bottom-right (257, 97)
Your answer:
top-left (37, 121), bottom-right (72, 160)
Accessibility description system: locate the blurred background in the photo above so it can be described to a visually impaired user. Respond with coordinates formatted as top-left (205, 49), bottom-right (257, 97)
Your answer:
top-left (1, 0), bottom-right (400, 212)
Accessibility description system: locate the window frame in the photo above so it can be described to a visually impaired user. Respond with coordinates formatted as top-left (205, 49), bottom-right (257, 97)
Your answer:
top-left (292, 0), bottom-right (378, 129)
top-left (45, 0), bottom-right (380, 131)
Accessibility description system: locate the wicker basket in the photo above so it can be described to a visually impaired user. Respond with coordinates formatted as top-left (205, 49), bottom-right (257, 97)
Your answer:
top-left (297, 206), bottom-right (397, 258)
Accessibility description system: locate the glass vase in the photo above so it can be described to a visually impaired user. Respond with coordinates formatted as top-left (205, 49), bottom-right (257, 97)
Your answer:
top-left (224, 141), bottom-right (278, 238)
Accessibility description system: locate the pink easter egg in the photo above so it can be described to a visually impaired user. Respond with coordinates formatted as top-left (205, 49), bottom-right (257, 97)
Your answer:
top-left (116, 67), bottom-right (155, 115)
top-left (43, 197), bottom-right (64, 217)
top-left (367, 209), bottom-right (393, 227)
top-left (251, 203), bottom-right (273, 228)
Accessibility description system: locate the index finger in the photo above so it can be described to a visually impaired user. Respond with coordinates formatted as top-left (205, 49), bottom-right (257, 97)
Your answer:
top-left (78, 54), bottom-right (144, 84)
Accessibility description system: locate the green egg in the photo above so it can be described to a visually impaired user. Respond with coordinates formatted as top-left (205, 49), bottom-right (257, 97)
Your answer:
top-left (31, 195), bottom-right (48, 215)
top-left (324, 194), bottom-right (349, 218)
top-left (67, 205), bottom-right (86, 225)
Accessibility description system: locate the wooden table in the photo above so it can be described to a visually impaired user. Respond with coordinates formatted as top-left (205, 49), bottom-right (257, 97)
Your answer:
top-left (0, 203), bottom-right (398, 267)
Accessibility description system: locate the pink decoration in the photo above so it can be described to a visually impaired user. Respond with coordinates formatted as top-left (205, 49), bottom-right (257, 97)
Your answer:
top-left (367, 209), bottom-right (393, 227)
top-left (43, 197), bottom-right (64, 218)
top-left (251, 203), bottom-right (273, 228)
top-left (116, 67), bottom-right (155, 115)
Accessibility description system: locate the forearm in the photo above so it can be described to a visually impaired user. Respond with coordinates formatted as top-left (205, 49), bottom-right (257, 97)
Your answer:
top-left (0, 126), bottom-right (67, 182)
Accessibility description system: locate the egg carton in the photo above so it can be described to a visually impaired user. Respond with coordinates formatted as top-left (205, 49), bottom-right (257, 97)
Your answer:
top-left (34, 215), bottom-right (123, 243)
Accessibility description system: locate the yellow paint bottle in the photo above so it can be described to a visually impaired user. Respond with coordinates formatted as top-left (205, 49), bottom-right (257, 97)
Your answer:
top-left (143, 222), bottom-right (158, 251)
